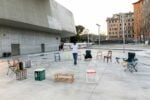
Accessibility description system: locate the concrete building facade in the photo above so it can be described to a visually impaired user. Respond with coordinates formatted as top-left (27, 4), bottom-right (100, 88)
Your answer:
top-left (133, 0), bottom-right (144, 42)
top-left (106, 12), bottom-right (134, 40)
top-left (0, 0), bottom-right (76, 57)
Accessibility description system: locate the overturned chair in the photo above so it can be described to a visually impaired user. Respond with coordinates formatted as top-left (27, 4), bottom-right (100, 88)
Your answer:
top-left (123, 52), bottom-right (138, 72)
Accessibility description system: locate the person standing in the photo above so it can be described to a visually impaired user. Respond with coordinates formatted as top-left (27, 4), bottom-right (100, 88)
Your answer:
top-left (70, 41), bottom-right (78, 65)
top-left (59, 42), bottom-right (64, 51)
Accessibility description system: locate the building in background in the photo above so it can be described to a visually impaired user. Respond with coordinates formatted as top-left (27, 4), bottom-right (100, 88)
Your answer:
top-left (0, 0), bottom-right (76, 57)
top-left (133, 0), bottom-right (144, 42)
top-left (142, 0), bottom-right (150, 43)
top-left (106, 12), bottom-right (134, 41)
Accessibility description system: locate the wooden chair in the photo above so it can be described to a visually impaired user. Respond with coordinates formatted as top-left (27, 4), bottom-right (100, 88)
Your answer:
top-left (103, 50), bottom-right (112, 63)
top-left (16, 69), bottom-right (27, 80)
top-left (7, 59), bottom-right (27, 80)
top-left (7, 59), bottom-right (20, 75)
top-left (96, 51), bottom-right (102, 59)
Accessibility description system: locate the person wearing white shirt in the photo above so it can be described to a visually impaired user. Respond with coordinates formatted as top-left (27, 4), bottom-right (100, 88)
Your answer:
top-left (70, 42), bottom-right (78, 65)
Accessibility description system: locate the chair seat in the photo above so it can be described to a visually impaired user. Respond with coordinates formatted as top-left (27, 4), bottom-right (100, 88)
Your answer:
top-left (86, 69), bottom-right (96, 73)
top-left (104, 55), bottom-right (111, 57)
top-left (86, 69), bottom-right (98, 83)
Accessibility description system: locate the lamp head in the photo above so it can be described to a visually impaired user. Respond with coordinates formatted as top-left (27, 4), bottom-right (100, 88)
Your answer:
top-left (96, 24), bottom-right (100, 27)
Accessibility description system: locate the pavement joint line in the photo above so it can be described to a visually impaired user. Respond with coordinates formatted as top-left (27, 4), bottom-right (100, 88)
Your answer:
top-left (139, 62), bottom-right (150, 67)
top-left (87, 63), bottom-right (108, 100)
top-left (128, 72), bottom-right (147, 98)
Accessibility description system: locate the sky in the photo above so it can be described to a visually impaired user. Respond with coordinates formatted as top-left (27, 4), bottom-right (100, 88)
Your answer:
top-left (55, 0), bottom-right (138, 35)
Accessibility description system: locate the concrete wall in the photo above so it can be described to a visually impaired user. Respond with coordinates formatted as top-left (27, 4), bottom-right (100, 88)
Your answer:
top-left (0, 0), bottom-right (76, 36)
top-left (0, 26), bottom-right (60, 57)
top-left (0, 0), bottom-right (50, 27)
top-left (49, 0), bottom-right (76, 34)
top-left (0, 0), bottom-right (76, 56)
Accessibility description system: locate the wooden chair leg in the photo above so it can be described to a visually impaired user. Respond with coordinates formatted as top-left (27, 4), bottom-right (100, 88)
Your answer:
top-left (7, 68), bottom-right (10, 75)
top-left (107, 57), bottom-right (109, 63)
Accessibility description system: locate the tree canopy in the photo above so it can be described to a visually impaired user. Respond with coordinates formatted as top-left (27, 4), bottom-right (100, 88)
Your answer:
top-left (76, 25), bottom-right (85, 35)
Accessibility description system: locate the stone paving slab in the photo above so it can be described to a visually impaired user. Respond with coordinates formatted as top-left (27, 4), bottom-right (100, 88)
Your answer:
top-left (0, 49), bottom-right (150, 100)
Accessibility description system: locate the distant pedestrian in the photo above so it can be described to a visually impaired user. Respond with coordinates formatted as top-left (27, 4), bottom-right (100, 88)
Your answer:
top-left (59, 42), bottom-right (64, 51)
top-left (70, 41), bottom-right (79, 65)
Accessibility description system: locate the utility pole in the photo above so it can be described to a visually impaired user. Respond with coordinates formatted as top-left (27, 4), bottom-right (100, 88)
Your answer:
top-left (122, 13), bottom-right (125, 53)
top-left (86, 29), bottom-right (89, 48)
top-left (96, 24), bottom-right (101, 49)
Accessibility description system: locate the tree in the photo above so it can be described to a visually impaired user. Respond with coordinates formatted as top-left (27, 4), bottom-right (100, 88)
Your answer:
top-left (70, 25), bottom-right (85, 42)
top-left (76, 25), bottom-right (85, 42)
top-left (76, 25), bottom-right (85, 34)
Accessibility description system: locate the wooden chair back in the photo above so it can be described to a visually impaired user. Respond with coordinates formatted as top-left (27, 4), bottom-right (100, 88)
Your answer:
top-left (103, 50), bottom-right (112, 63)
top-left (7, 59), bottom-right (20, 75)
top-left (107, 50), bottom-right (112, 57)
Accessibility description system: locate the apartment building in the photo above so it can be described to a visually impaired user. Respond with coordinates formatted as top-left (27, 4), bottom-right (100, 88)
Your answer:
top-left (142, 0), bottom-right (150, 42)
top-left (106, 12), bottom-right (134, 40)
top-left (133, 0), bottom-right (144, 42)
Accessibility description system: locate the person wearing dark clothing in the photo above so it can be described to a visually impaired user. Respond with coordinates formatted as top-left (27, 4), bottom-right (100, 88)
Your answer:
top-left (59, 42), bottom-right (64, 51)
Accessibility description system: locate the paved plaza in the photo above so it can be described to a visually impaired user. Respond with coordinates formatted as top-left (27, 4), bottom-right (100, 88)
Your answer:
top-left (0, 45), bottom-right (150, 100)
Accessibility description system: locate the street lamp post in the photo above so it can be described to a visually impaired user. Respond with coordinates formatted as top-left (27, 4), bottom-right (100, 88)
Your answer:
top-left (122, 14), bottom-right (125, 53)
top-left (88, 31), bottom-right (89, 45)
top-left (85, 29), bottom-right (89, 48)
top-left (96, 24), bottom-right (101, 48)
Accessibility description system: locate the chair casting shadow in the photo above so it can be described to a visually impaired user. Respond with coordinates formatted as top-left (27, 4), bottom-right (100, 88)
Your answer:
top-left (123, 52), bottom-right (138, 72)
top-left (103, 50), bottom-right (112, 63)
top-left (84, 50), bottom-right (92, 60)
